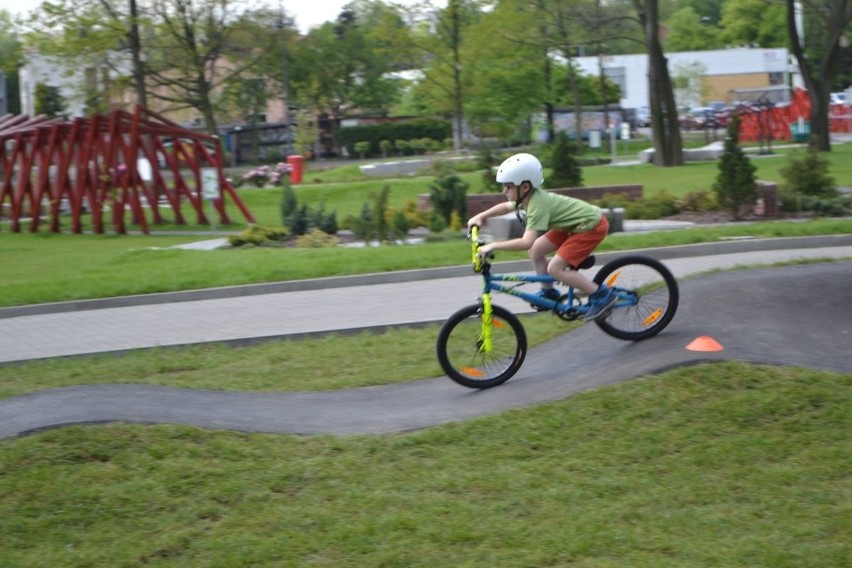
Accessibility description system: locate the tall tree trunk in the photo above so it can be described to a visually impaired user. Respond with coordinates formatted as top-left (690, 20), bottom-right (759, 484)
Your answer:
top-left (785, 0), bottom-right (848, 151)
top-left (635, 0), bottom-right (683, 166)
top-left (544, 52), bottom-right (555, 142)
top-left (568, 58), bottom-right (583, 152)
top-left (449, 0), bottom-right (464, 151)
top-left (128, 0), bottom-right (147, 108)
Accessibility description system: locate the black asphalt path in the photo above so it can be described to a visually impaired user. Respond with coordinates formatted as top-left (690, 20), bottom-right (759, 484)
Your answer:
top-left (1, 261), bottom-right (850, 438)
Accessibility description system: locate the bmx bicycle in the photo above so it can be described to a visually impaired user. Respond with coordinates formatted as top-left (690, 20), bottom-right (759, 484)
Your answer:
top-left (436, 226), bottom-right (679, 389)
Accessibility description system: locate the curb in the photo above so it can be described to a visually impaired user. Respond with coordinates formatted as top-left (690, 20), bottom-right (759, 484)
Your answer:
top-left (2, 234), bottom-right (851, 319)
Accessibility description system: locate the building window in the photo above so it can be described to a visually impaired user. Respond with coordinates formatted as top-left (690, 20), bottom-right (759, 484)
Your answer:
top-left (605, 66), bottom-right (627, 98)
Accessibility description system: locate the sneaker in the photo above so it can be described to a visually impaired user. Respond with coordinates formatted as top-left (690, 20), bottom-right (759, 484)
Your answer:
top-left (584, 285), bottom-right (617, 320)
top-left (531, 288), bottom-right (560, 311)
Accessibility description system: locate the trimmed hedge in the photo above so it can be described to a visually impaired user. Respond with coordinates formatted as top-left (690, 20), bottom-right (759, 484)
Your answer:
top-left (338, 118), bottom-right (452, 158)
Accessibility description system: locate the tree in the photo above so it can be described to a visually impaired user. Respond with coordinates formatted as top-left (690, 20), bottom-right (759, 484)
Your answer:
top-left (720, 0), bottom-right (787, 47)
top-left (24, 0), bottom-right (275, 133)
top-left (548, 132), bottom-right (583, 189)
top-left (145, 0), bottom-right (264, 134)
top-left (24, 0), bottom-right (140, 112)
top-left (671, 60), bottom-right (709, 110)
top-left (713, 114), bottom-right (758, 218)
top-left (405, 0), bottom-right (479, 151)
top-left (664, 7), bottom-right (723, 52)
top-left (633, 0), bottom-right (684, 166)
top-left (34, 83), bottom-right (66, 117)
top-left (289, 3), bottom-right (413, 152)
top-left (458, 2), bottom-right (543, 139)
top-left (786, 0), bottom-right (852, 152)
top-left (534, 0), bottom-right (591, 147)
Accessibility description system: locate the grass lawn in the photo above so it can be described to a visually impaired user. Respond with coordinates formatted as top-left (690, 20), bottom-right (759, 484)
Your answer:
top-left (234, 141), bottom-right (852, 226)
top-left (1, 218), bottom-right (850, 308)
top-left (1, 361), bottom-right (848, 566)
top-left (1, 142), bottom-right (850, 564)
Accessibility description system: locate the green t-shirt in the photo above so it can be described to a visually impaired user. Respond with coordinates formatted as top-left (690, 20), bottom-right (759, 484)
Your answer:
top-left (515, 189), bottom-right (602, 233)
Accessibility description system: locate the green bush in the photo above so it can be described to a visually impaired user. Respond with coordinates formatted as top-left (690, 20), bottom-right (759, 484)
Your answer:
top-left (593, 192), bottom-right (634, 211)
top-left (625, 191), bottom-right (679, 219)
top-left (354, 141), bottom-right (372, 159)
top-left (400, 198), bottom-right (430, 228)
top-left (713, 114), bottom-right (758, 219)
top-left (547, 132), bottom-right (583, 189)
top-left (390, 209), bottom-right (411, 238)
top-left (349, 202), bottom-right (375, 241)
top-left (282, 182), bottom-right (337, 236)
top-left (677, 190), bottom-right (719, 212)
top-left (429, 163), bottom-right (468, 226)
top-left (779, 193), bottom-right (851, 216)
top-left (228, 225), bottom-right (290, 247)
top-left (395, 139), bottom-right (411, 155)
top-left (779, 146), bottom-right (837, 198)
top-left (295, 229), bottom-right (341, 248)
top-left (429, 210), bottom-right (447, 233)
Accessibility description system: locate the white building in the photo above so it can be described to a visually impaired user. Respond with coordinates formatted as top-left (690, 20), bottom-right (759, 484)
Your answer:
top-left (19, 48), bottom-right (133, 118)
top-left (574, 47), bottom-right (799, 111)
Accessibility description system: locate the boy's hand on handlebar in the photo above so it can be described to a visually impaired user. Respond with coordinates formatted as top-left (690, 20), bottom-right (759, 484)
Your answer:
top-left (467, 215), bottom-right (484, 228)
top-left (478, 243), bottom-right (495, 258)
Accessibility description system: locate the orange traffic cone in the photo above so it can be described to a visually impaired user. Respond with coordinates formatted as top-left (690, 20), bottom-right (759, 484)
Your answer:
top-left (685, 336), bottom-right (724, 352)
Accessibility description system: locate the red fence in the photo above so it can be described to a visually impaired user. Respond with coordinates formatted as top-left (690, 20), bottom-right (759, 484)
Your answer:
top-left (738, 88), bottom-right (852, 142)
top-left (0, 105), bottom-right (255, 234)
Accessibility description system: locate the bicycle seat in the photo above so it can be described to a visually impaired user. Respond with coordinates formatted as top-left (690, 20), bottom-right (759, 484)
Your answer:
top-left (573, 255), bottom-right (595, 270)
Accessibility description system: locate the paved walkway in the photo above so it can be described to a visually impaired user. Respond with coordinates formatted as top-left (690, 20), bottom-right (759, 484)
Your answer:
top-left (1, 235), bottom-right (851, 364)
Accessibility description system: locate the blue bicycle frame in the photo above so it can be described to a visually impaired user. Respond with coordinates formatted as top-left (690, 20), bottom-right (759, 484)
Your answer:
top-left (469, 226), bottom-right (637, 351)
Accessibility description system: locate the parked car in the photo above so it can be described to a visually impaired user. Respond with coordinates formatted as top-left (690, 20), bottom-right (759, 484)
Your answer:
top-left (679, 107), bottom-right (719, 130)
top-left (830, 92), bottom-right (848, 106)
top-left (635, 106), bottom-right (651, 127)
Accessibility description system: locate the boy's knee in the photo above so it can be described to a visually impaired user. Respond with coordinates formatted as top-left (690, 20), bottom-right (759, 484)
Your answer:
top-left (546, 263), bottom-right (564, 279)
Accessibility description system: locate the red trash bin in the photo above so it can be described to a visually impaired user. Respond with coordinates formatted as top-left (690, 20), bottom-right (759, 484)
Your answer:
top-left (286, 155), bottom-right (304, 184)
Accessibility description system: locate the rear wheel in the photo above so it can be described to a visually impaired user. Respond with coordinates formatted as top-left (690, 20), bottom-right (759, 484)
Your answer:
top-left (593, 255), bottom-right (679, 341)
top-left (436, 304), bottom-right (526, 389)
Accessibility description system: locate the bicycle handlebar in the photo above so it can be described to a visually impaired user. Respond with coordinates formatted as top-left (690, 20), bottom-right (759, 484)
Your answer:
top-left (467, 225), bottom-right (493, 273)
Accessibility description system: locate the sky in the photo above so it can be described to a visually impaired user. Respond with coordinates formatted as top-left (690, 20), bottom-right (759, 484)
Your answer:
top-left (0, 0), bottom-right (446, 33)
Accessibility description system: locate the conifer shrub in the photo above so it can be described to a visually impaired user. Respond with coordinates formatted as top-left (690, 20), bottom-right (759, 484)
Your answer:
top-left (547, 131), bottom-right (583, 189)
top-left (713, 114), bottom-right (758, 219)
top-left (428, 163), bottom-right (468, 227)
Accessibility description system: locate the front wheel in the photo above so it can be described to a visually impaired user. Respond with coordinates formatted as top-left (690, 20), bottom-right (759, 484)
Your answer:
top-left (436, 304), bottom-right (527, 389)
top-left (593, 255), bottom-right (679, 341)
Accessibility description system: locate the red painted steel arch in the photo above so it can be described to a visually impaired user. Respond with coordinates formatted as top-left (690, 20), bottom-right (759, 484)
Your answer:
top-left (0, 105), bottom-right (255, 234)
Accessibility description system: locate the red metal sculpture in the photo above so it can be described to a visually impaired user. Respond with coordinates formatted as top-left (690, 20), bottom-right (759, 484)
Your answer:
top-left (0, 105), bottom-right (255, 234)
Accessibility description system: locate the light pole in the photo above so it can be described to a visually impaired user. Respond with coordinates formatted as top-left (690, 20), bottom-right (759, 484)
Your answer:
top-left (278, 1), bottom-right (293, 157)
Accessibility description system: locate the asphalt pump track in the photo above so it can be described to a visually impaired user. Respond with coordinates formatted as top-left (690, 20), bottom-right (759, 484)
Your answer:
top-left (1, 261), bottom-right (850, 438)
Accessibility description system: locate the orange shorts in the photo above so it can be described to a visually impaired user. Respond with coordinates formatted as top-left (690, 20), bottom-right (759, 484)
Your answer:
top-left (544, 215), bottom-right (609, 268)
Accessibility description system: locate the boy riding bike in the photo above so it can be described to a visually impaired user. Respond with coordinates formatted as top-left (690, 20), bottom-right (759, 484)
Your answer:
top-left (466, 152), bottom-right (616, 320)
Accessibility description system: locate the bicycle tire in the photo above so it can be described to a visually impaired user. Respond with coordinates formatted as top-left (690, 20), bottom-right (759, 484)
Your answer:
top-left (592, 255), bottom-right (679, 341)
top-left (436, 304), bottom-right (527, 389)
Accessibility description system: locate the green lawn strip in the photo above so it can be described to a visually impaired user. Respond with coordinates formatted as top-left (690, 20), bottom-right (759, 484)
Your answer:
top-left (1, 218), bottom-right (850, 307)
top-left (1, 362), bottom-right (848, 566)
top-left (0, 314), bottom-right (577, 399)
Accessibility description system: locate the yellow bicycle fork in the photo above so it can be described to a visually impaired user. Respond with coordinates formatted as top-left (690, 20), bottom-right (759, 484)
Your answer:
top-left (478, 293), bottom-right (494, 353)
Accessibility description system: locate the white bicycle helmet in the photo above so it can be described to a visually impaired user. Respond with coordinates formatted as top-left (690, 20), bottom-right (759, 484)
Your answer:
top-left (496, 153), bottom-right (544, 188)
